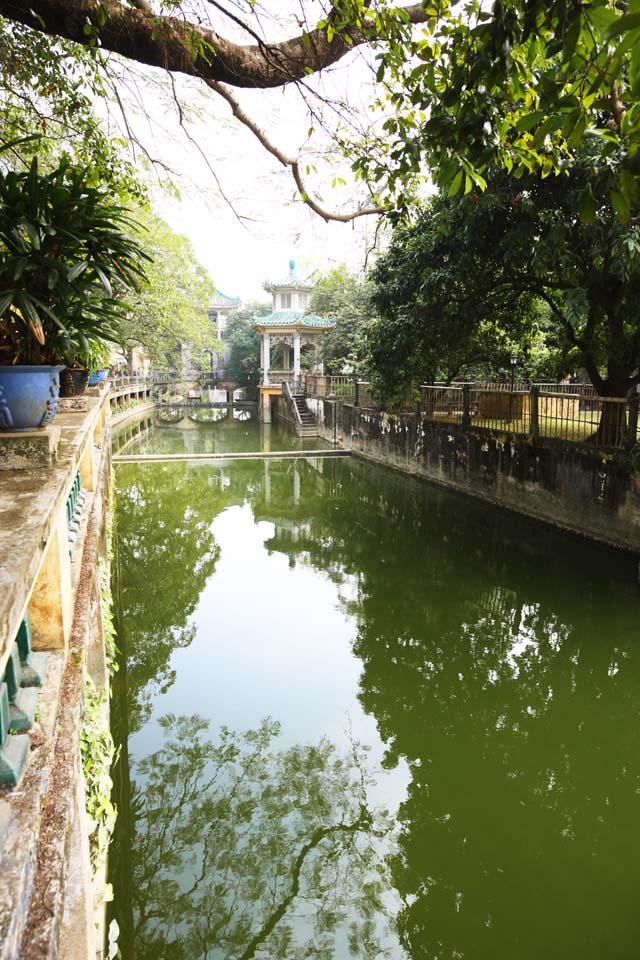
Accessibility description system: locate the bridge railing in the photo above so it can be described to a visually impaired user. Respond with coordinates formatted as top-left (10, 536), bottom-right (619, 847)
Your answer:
top-left (109, 374), bottom-right (153, 388)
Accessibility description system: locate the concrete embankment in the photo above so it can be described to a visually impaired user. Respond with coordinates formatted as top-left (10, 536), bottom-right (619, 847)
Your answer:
top-left (304, 395), bottom-right (640, 558)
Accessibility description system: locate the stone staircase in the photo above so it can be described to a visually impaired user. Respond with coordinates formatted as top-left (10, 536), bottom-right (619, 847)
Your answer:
top-left (292, 393), bottom-right (319, 437)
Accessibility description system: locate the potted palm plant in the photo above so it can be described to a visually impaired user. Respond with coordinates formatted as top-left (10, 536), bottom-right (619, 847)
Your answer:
top-left (0, 156), bottom-right (148, 429)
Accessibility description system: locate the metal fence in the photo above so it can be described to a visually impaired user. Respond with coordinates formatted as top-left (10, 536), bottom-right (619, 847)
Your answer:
top-left (304, 374), bottom-right (356, 400)
top-left (417, 384), bottom-right (639, 449)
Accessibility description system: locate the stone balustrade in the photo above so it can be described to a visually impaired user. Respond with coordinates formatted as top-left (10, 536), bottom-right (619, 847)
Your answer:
top-left (0, 386), bottom-right (113, 960)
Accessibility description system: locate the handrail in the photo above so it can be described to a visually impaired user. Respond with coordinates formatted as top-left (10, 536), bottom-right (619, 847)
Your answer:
top-left (283, 378), bottom-right (304, 429)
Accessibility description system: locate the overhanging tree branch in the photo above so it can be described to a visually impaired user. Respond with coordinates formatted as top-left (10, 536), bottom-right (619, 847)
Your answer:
top-left (0, 0), bottom-right (429, 88)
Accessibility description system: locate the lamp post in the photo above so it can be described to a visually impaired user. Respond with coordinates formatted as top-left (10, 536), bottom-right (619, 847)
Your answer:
top-left (508, 352), bottom-right (518, 424)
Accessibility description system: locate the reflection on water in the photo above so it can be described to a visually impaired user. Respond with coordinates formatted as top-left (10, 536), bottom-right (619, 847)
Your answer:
top-left (115, 409), bottom-right (327, 456)
top-left (110, 454), bottom-right (640, 959)
top-left (124, 715), bottom-right (397, 960)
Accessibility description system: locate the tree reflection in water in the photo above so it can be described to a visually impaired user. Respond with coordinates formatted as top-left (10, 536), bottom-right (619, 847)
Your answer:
top-left (112, 456), bottom-right (640, 960)
top-left (124, 715), bottom-right (399, 960)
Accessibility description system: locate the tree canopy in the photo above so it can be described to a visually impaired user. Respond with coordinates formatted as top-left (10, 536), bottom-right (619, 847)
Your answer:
top-left (4, 1), bottom-right (640, 221)
top-left (309, 265), bottom-right (371, 374)
top-left (224, 302), bottom-right (268, 386)
top-left (119, 208), bottom-right (216, 370)
top-left (366, 161), bottom-right (640, 401)
top-left (0, 19), bottom-right (144, 199)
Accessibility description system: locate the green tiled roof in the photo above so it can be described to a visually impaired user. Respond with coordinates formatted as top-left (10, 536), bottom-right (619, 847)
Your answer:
top-left (253, 310), bottom-right (335, 330)
top-left (264, 259), bottom-right (315, 292)
top-left (210, 290), bottom-right (241, 308)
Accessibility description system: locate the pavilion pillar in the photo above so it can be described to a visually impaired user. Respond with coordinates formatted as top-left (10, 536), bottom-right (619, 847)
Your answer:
top-left (262, 333), bottom-right (271, 387)
top-left (261, 391), bottom-right (272, 423)
top-left (293, 332), bottom-right (301, 379)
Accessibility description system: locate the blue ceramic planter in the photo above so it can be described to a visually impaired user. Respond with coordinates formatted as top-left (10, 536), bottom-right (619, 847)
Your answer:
top-left (0, 365), bottom-right (64, 430)
top-left (88, 368), bottom-right (108, 387)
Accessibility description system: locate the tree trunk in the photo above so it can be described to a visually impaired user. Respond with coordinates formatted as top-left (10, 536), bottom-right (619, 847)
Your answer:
top-left (592, 399), bottom-right (628, 447)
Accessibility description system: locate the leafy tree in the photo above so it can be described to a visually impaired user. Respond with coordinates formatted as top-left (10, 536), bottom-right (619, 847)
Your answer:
top-left (366, 165), bottom-right (640, 415)
top-left (309, 265), bottom-right (371, 373)
top-left (357, 0), bottom-right (640, 219)
top-left (224, 302), bottom-right (269, 386)
top-left (119, 208), bottom-right (217, 371)
top-left (0, 20), bottom-right (144, 200)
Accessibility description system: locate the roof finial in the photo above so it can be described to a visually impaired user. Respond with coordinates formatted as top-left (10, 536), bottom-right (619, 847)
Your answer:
top-left (289, 258), bottom-right (295, 272)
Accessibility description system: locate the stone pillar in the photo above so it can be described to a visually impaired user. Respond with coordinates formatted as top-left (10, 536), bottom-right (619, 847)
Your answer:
top-left (293, 332), bottom-right (301, 379)
top-left (282, 343), bottom-right (290, 371)
top-left (29, 510), bottom-right (73, 650)
top-left (263, 333), bottom-right (271, 387)
top-left (79, 438), bottom-right (95, 493)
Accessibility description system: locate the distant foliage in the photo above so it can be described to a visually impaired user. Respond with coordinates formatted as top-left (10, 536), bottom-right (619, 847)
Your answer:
top-left (309, 265), bottom-right (372, 374)
top-left (224, 302), bottom-right (269, 386)
top-left (121, 208), bottom-right (217, 370)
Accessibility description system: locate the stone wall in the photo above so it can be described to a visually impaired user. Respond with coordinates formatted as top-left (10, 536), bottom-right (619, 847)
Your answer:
top-left (307, 397), bottom-right (640, 556)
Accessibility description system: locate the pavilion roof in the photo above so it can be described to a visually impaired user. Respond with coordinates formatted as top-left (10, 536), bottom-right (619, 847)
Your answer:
top-left (210, 290), bottom-right (241, 308)
top-left (253, 309), bottom-right (334, 330)
top-left (263, 259), bottom-right (315, 292)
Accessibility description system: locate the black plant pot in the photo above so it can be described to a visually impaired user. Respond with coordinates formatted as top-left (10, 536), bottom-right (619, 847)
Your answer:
top-left (59, 367), bottom-right (89, 398)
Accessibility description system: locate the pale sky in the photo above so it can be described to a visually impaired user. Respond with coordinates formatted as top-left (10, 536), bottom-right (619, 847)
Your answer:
top-left (102, 4), bottom-right (393, 303)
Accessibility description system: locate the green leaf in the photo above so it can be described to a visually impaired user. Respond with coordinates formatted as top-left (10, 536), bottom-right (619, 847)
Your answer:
top-left (605, 11), bottom-right (640, 40)
top-left (516, 112), bottom-right (545, 132)
top-left (578, 184), bottom-right (597, 224)
top-left (611, 189), bottom-right (630, 222)
top-left (620, 168), bottom-right (639, 204)
top-left (448, 169), bottom-right (463, 196)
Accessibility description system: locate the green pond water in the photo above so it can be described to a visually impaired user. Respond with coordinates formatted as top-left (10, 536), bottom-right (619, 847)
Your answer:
top-left (109, 421), bottom-right (640, 960)
top-left (112, 408), bottom-right (327, 456)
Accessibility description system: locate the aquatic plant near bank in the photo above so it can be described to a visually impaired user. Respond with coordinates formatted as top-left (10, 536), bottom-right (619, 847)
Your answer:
top-left (81, 679), bottom-right (117, 875)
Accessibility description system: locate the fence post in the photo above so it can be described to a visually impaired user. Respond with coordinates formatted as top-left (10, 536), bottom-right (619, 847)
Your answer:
top-left (529, 386), bottom-right (540, 438)
top-left (462, 385), bottom-right (471, 429)
top-left (626, 394), bottom-right (639, 448)
top-left (354, 378), bottom-right (360, 408)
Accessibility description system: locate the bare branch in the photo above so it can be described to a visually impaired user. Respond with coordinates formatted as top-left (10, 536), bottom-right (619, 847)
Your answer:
top-left (207, 79), bottom-right (384, 222)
